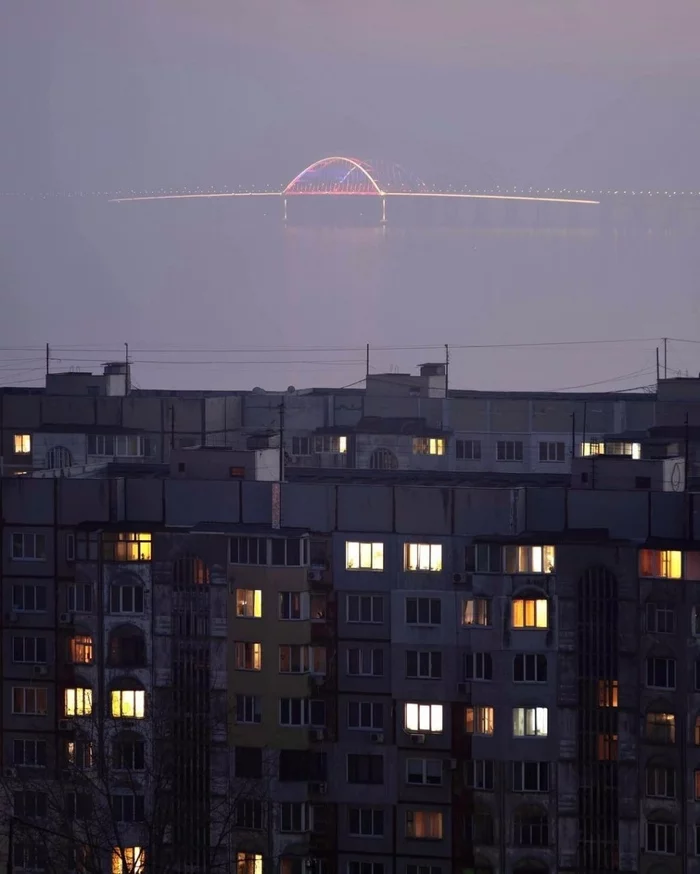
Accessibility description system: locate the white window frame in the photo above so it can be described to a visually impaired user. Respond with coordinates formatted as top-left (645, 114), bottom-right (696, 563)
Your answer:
top-left (464, 652), bottom-right (492, 681)
top-left (646, 765), bottom-right (675, 799)
top-left (406, 650), bottom-right (442, 680)
top-left (68, 583), bottom-right (93, 613)
top-left (511, 597), bottom-right (549, 629)
top-left (538, 441), bottom-right (565, 462)
top-left (405, 809), bottom-right (444, 840)
top-left (234, 642), bottom-right (262, 672)
top-left (412, 437), bottom-right (445, 456)
top-left (14, 434), bottom-right (32, 455)
top-left (12, 636), bottom-right (47, 665)
top-left (646, 656), bottom-right (676, 690)
top-left (461, 597), bottom-right (491, 627)
top-left (345, 541), bottom-right (384, 571)
top-left (348, 701), bottom-right (383, 731)
top-left (505, 545), bottom-right (556, 574)
top-left (405, 597), bottom-right (441, 626)
top-left (456, 439), bottom-right (481, 460)
top-left (279, 645), bottom-right (326, 675)
top-left (404, 543), bottom-right (443, 572)
top-left (13, 739), bottom-right (47, 768)
top-left (348, 863), bottom-right (384, 874)
top-left (279, 591), bottom-right (309, 621)
top-left (235, 589), bottom-right (262, 619)
top-left (404, 703), bottom-right (443, 734)
top-left (10, 533), bottom-right (46, 562)
top-left (497, 440), bottom-right (523, 462)
top-left (314, 435), bottom-right (347, 454)
top-left (347, 648), bottom-right (383, 677)
top-left (512, 706), bottom-right (548, 737)
top-left (646, 601), bottom-right (675, 634)
top-left (512, 761), bottom-right (549, 792)
top-left (12, 584), bottom-right (47, 613)
top-left (12, 687), bottom-right (48, 716)
top-left (279, 801), bottom-right (311, 833)
top-left (465, 760), bottom-right (494, 790)
top-left (347, 594), bottom-right (383, 624)
top-left (235, 694), bottom-right (261, 724)
top-left (279, 697), bottom-right (312, 727)
top-left (291, 436), bottom-right (311, 456)
top-left (465, 706), bottom-right (495, 736)
top-left (513, 653), bottom-right (547, 683)
top-left (647, 821), bottom-right (676, 855)
top-left (406, 758), bottom-right (442, 786)
top-left (348, 808), bottom-right (384, 837)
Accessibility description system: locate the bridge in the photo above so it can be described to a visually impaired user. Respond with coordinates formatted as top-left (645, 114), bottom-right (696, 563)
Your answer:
top-left (107, 155), bottom-right (700, 229)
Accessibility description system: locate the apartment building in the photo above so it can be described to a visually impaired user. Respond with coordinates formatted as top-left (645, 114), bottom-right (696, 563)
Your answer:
top-left (1, 443), bottom-right (700, 874)
top-left (8, 363), bottom-right (700, 483)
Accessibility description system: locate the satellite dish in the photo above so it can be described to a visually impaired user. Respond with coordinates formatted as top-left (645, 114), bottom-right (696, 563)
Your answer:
top-left (671, 463), bottom-right (683, 491)
top-left (287, 386), bottom-right (296, 393)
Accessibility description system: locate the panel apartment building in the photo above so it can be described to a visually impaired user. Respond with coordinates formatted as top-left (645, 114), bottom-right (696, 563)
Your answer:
top-left (1, 443), bottom-right (700, 874)
top-left (5, 362), bottom-right (699, 484)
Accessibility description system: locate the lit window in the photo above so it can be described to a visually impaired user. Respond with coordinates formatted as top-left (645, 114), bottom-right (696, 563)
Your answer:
top-left (581, 442), bottom-right (604, 456)
top-left (462, 598), bottom-right (491, 627)
top-left (511, 598), bottom-right (548, 629)
top-left (69, 636), bottom-right (93, 664)
top-left (111, 690), bottom-right (145, 719)
top-left (345, 541), bottom-right (384, 571)
top-left (504, 545), bottom-right (555, 574)
top-left (645, 712), bottom-right (675, 744)
top-left (112, 847), bottom-right (145, 874)
top-left (14, 434), bottom-right (31, 454)
top-left (598, 680), bottom-right (618, 707)
top-left (464, 706), bottom-right (494, 735)
top-left (412, 437), bottom-right (445, 456)
top-left (235, 642), bottom-right (262, 671)
top-left (406, 810), bottom-right (443, 839)
top-left (597, 733), bottom-right (618, 760)
top-left (404, 703), bottom-right (443, 734)
top-left (65, 688), bottom-right (93, 717)
top-left (512, 707), bottom-right (548, 737)
top-left (236, 853), bottom-right (263, 874)
top-left (314, 435), bottom-right (347, 454)
top-left (404, 543), bottom-right (442, 572)
top-left (639, 549), bottom-right (682, 579)
top-left (102, 533), bottom-right (151, 562)
top-left (236, 589), bottom-right (262, 618)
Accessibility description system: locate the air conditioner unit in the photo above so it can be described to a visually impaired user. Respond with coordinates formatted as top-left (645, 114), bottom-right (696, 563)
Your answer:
top-left (33, 665), bottom-right (49, 677)
top-left (309, 781), bottom-right (327, 795)
top-left (370, 732), bottom-right (384, 744)
top-left (312, 729), bottom-right (326, 741)
top-left (307, 570), bottom-right (323, 583)
top-left (410, 733), bottom-right (426, 744)
top-left (59, 612), bottom-right (73, 625)
top-left (58, 719), bottom-right (72, 732)
top-left (3, 767), bottom-right (17, 779)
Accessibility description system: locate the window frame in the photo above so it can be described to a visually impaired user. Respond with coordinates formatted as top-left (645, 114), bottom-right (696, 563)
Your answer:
top-left (10, 533), bottom-right (47, 562)
top-left (406, 650), bottom-right (442, 680)
top-left (496, 440), bottom-right (523, 462)
top-left (405, 597), bottom-right (442, 626)
top-left (512, 706), bottom-right (548, 738)
top-left (511, 597), bottom-right (548, 629)
top-left (512, 761), bottom-right (549, 792)
top-left (464, 705), bottom-right (495, 736)
top-left (347, 594), bottom-right (384, 624)
top-left (464, 652), bottom-right (492, 681)
top-left (404, 702), bottom-right (444, 734)
top-left (405, 757), bottom-right (442, 786)
top-left (461, 597), bottom-right (491, 627)
top-left (513, 653), bottom-right (548, 683)
top-left (12, 687), bottom-right (48, 716)
top-left (404, 543), bottom-right (443, 573)
top-left (235, 589), bottom-right (262, 619)
top-left (456, 439), bottom-right (481, 460)
top-left (345, 541), bottom-right (385, 571)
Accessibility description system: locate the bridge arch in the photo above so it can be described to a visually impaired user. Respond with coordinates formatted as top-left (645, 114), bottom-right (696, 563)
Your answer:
top-left (283, 156), bottom-right (384, 196)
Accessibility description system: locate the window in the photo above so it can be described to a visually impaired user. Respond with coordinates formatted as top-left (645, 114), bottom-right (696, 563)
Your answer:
top-left (505, 545), bottom-right (555, 574)
top-left (279, 591), bottom-right (308, 620)
top-left (464, 706), bottom-right (495, 736)
top-left (456, 439), bottom-right (481, 460)
top-left (65, 532), bottom-right (76, 562)
top-left (235, 642), bottom-right (262, 671)
top-left (67, 739), bottom-right (95, 769)
top-left (405, 703), bottom-right (443, 734)
top-left (69, 635), bottom-right (93, 664)
top-left (13, 790), bottom-right (47, 819)
top-left (646, 602), bottom-right (675, 634)
top-left (89, 435), bottom-right (152, 458)
top-left (598, 679), bottom-right (619, 707)
top-left (280, 698), bottom-right (325, 727)
top-left (406, 650), bottom-right (442, 679)
top-left (348, 701), bottom-right (383, 730)
top-left (347, 594), bottom-right (384, 623)
top-left (512, 598), bottom-right (548, 629)
top-left (514, 810), bottom-right (548, 847)
top-left (113, 738), bottom-right (145, 771)
top-left (12, 687), bottom-right (47, 716)
top-left (291, 436), bottom-right (311, 456)
top-left (235, 799), bottom-right (265, 829)
top-left (111, 581), bottom-right (144, 614)
top-left (695, 770), bottom-right (700, 800)
top-left (13, 739), bottom-right (47, 768)
top-left (270, 537), bottom-right (307, 567)
top-left (111, 847), bottom-right (145, 874)
top-left (347, 648), bottom-right (383, 677)
top-left (472, 544), bottom-right (502, 573)
top-left (236, 747), bottom-right (263, 779)
top-left (639, 549), bottom-right (682, 579)
top-left (111, 690), bottom-right (145, 719)
top-left (513, 654), bottom-right (547, 683)
top-left (647, 765), bottom-right (676, 799)
top-left (405, 597), bottom-right (441, 625)
top-left (102, 532), bottom-right (151, 562)
top-left (236, 854), bottom-right (263, 874)
top-left (12, 636), bottom-right (47, 664)
top-left (236, 589), bottom-right (262, 618)
top-left (404, 544), bottom-right (443, 572)
top-left (539, 441), bottom-right (565, 462)
top-left (647, 821), bottom-right (676, 854)
top-left (65, 687), bottom-right (92, 717)
top-left (314, 435), bottom-right (347, 454)
top-left (348, 807), bottom-right (384, 837)
top-left (497, 440), bottom-right (523, 461)
top-left (280, 645), bottom-right (326, 675)
top-left (512, 707), bottom-right (548, 737)
top-left (464, 653), bottom-right (492, 681)
top-left (68, 583), bottom-right (93, 613)
top-left (412, 437), bottom-right (445, 456)
top-left (112, 794), bottom-right (145, 823)
top-left (11, 533), bottom-right (46, 561)
top-left (465, 760), bottom-right (494, 790)
top-left (109, 630), bottom-right (145, 668)
top-left (406, 810), bottom-right (443, 840)
top-left (348, 864), bottom-right (384, 874)
top-left (280, 802), bottom-right (312, 832)
top-left (462, 598), bottom-right (491, 626)
top-left (581, 441), bottom-right (604, 456)
top-left (236, 695), bottom-right (262, 724)
top-left (512, 762), bottom-right (549, 792)
top-left (406, 758), bottom-right (442, 786)
top-left (230, 536), bottom-right (267, 565)
top-left (14, 434), bottom-right (32, 454)
top-left (597, 733), bottom-right (618, 760)
top-left (466, 811), bottom-right (495, 845)
top-left (345, 541), bottom-right (384, 571)
top-left (646, 712), bottom-right (675, 744)
top-left (14, 844), bottom-right (46, 872)
top-left (12, 584), bottom-right (47, 613)
top-left (407, 866), bottom-right (441, 874)
top-left (347, 754), bottom-right (384, 784)
top-left (646, 657), bottom-right (676, 690)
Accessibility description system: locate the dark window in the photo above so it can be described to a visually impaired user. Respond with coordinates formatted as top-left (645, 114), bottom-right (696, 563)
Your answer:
top-left (471, 544), bottom-right (502, 573)
top-left (13, 790), bottom-right (47, 819)
top-left (465, 760), bottom-right (494, 790)
top-left (464, 652), bottom-right (492, 681)
top-left (110, 631), bottom-right (146, 667)
top-left (110, 794), bottom-right (144, 823)
top-left (513, 653), bottom-right (548, 683)
top-left (230, 536), bottom-right (267, 565)
top-left (235, 746), bottom-right (262, 779)
top-left (347, 754), bottom-right (384, 785)
top-left (113, 739), bottom-right (145, 771)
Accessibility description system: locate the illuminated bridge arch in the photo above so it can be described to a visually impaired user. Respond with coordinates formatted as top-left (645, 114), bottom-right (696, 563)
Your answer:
top-left (283, 156), bottom-right (385, 196)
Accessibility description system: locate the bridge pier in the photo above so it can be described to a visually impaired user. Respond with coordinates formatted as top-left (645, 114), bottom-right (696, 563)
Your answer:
top-left (283, 197), bottom-right (287, 222)
top-left (380, 196), bottom-right (387, 224)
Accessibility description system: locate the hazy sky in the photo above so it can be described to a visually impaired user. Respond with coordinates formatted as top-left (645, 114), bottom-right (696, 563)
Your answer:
top-left (1, 2), bottom-right (699, 391)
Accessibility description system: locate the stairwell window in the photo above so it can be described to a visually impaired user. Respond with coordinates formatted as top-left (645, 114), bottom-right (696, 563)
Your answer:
top-left (512, 598), bottom-right (548, 629)
top-left (512, 707), bottom-right (548, 737)
top-left (404, 544), bottom-right (443, 572)
top-left (598, 679), bottom-right (619, 707)
top-left (405, 703), bottom-right (443, 734)
top-left (412, 437), bottom-right (445, 456)
top-left (345, 541), bottom-right (384, 571)
top-left (646, 712), bottom-right (675, 744)
top-left (497, 440), bottom-right (523, 461)
top-left (639, 549), bottom-right (683, 579)
top-left (406, 810), bottom-right (443, 840)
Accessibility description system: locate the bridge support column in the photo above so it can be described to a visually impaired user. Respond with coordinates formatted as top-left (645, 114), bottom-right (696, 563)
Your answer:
top-left (380, 196), bottom-right (387, 224)
top-left (283, 197), bottom-right (288, 222)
